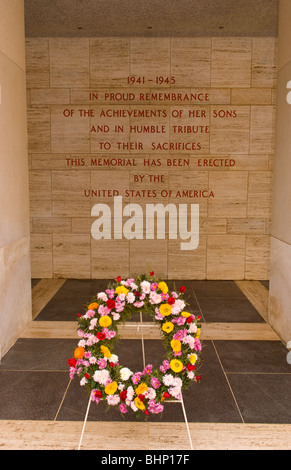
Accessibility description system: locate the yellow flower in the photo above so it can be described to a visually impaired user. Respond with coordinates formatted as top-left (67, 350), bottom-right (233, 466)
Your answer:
top-left (135, 382), bottom-right (148, 395)
top-left (181, 311), bottom-right (191, 318)
top-left (100, 345), bottom-right (111, 358)
top-left (74, 346), bottom-right (85, 359)
top-left (196, 328), bottom-right (201, 338)
top-left (189, 354), bottom-right (197, 365)
top-left (162, 321), bottom-right (174, 333)
top-left (105, 381), bottom-right (118, 395)
top-left (158, 281), bottom-right (168, 294)
top-left (115, 285), bottom-right (129, 296)
top-left (134, 397), bottom-right (145, 410)
top-left (170, 339), bottom-right (181, 352)
top-left (99, 315), bottom-right (112, 327)
top-left (159, 304), bottom-right (172, 317)
top-left (170, 359), bottom-right (183, 373)
top-left (88, 302), bottom-right (99, 310)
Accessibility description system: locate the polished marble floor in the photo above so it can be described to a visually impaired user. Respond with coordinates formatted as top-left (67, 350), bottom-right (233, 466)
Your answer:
top-left (1, 278), bottom-right (291, 450)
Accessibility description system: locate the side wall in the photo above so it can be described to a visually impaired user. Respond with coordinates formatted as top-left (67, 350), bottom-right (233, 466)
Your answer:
top-left (269, 0), bottom-right (291, 344)
top-left (0, 0), bottom-right (31, 356)
top-left (26, 37), bottom-right (277, 280)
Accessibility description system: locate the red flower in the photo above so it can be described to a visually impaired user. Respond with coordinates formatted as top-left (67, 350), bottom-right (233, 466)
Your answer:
top-left (186, 315), bottom-right (194, 324)
top-left (94, 390), bottom-right (103, 398)
top-left (138, 394), bottom-right (145, 402)
top-left (144, 410), bottom-right (149, 415)
top-left (180, 286), bottom-right (186, 293)
top-left (150, 271), bottom-right (154, 276)
top-left (196, 375), bottom-right (201, 381)
top-left (116, 276), bottom-right (121, 282)
top-left (68, 358), bottom-right (77, 368)
top-left (167, 297), bottom-right (175, 305)
top-left (120, 390), bottom-right (127, 401)
top-left (134, 291), bottom-right (141, 297)
top-left (110, 362), bottom-right (116, 368)
top-left (97, 332), bottom-right (106, 340)
top-left (187, 363), bottom-right (195, 371)
top-left (84, 373), bottom-right (90, 379)
top-left (77, 313), bottom-right (82, 317)
top-left (106, 299), bottom-right (116, 309)
top-left (163, 392), bottom-right (170, 398)
top-left (197, 315), bottom-right (201, 321)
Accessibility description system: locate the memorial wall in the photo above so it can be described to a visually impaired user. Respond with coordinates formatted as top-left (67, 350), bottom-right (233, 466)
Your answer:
top-left (26, 37), bottom-right (277, 280)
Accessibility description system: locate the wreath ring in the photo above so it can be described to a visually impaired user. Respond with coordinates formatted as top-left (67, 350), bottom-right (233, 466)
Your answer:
top-left (68, 272), bottom-right (202, 418)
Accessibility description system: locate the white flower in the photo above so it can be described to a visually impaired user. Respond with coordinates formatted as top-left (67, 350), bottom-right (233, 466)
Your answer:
top-left (140, 280), bottom-right (151, 294)
top-left (187, 371), bottom-right (195, 379)
top-left (188, 323), bottom-right (197, 334)
top-left (106, 394), bottom-right (120, 406)
top-left (80, 377), bottom-right (87, 386)
top-left (78, 339), bottom-right (86, 348)
top-left (89, 318), bottom-right (98, 330)
top-left (171, 299), bottom-right (185, 315)
top-left (126, 292), bottom-right (135, 303)
top-left (145, 387), bottom-right (156, 400)
top-left (120, 367), bottom-right (133, 381)
top-left (126, 385), bottom-right (134, 400)
top-left (163, 374), bottom-right (175, 386)
top-left (149, 291), bottom-right (162, 304)
top-left (110, 354), bottom-right (119, 364)
top-left (93, 369), bottom-right (110, 385)
top-left (112, 312), bottom-right (120, 321)
top-left (89, 356), bottom-right (97, 364)
top-left (130, 401), bottom-right (138, 412)
top-left (97, 292), bottom-right (108, 302)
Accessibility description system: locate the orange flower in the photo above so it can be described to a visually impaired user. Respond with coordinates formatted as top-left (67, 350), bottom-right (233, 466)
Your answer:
top-left (74, 346), bottom-right (85, 359)
top-left (88, 302), bottom-right (99, 310)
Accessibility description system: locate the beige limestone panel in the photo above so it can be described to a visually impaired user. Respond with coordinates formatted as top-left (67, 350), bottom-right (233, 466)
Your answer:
top-left (90, 105), bottom-right (130, 154)
top-left (248, 192), bottom-right (272, 219)
top-left (250, 106), bottom-right (276, 154)
top-left (169, 105), bottom-right (210, 154)
top-left (51, 105), bottom-right (90, 153)
top-left (53, 234), bottom-right (91, 278)
top-left (231, 88), bottom-right (272, 105)
top-left (50, 38), bottom-right (89, 88)
top-left (277, 0), bottom-right (291, 70)
top-left (90, 38), bottom-right (130, 87)
top-left (229, 154), bottom-right (269, 171)
top-left (211, 38), bottom-right (252, 88)
top-left (32, 217), bottom-right (72, 233)
top-left (25, 38), bottom-right (50, 88)
top-left (52, 170), bottom-right (91, 217)
top-left (90, 169), bottom-right (130, 203)
top-left (30, 233), bottom-right (53, 278)
top-left (30, 88), bottom-right (70, 105)
top-left (167, 236), bottom-right (206, 279)
top-left (27, 107), bottom-right (51, 153)
top-left (91, 238), bottom-right (129, 278)
top-left (252, 38), bottom-right (277, 88)
top-left (200, 217), bottom-right (227, 234)
top-left (171, 38), bottom-right (211, 87)
top-left (70, 89), bottom-right (110, 105)
top-left (29, 170), bottom-right (52, 217)
top-left (207, 234), bottom-right (245, 279)
top-left (208, 171), bottom-right (248, 218)
top-left (72, 217), bottom-right (93, 233)
top-left (168, 170), bottom-right (208, 218)
top-left (227, 218), bottom-right (266, 235)
top-left (245, 235), bottom-right (270, 280)
top-left (130, 38), bottom-right (170, 82)
top-left (247, 171), bottom-right (273, 218)
top-left (31, 153), bottom-right (70, 170)
top-left (269, 237), bottom-right (291, 344)
top-left (210, 106), bottom-right (250, 154)
top-left (129, 239), bottom-right (167, 278)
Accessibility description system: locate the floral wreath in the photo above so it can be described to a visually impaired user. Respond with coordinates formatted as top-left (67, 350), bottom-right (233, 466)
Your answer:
top-left (68, 272), bottom-right (202, 418)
